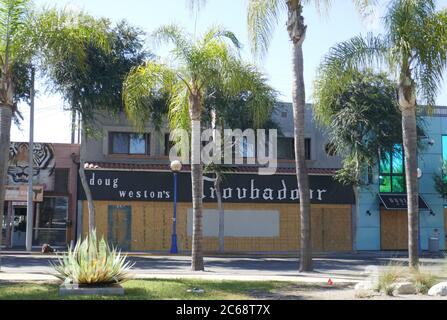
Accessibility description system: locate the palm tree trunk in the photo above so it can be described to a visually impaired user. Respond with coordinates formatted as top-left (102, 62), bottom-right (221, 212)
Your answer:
top-left (215, 173), bottom-right (225, 253)
top-left (398, 76), bottom-right (419, 269)
top-left (211, 111), bottom-right (225, 254)
top-left (190, 92), bottom-right (204, 271)
top-left (287, 0), bottom-right (312, 272)
top-left (0, 105), bottom-right (12, 256)
top-left (78, 125), bottom-right (96, 234)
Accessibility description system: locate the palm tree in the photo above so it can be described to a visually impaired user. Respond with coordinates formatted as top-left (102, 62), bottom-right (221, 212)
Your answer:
top-left (246, 0), bottom-right (375, 272)
top-left (314, 0), bottom-right (447, 268)
top-left (0, 0), bottom-right (109, 249)
top-left (123, 25), bottom-right (275, 271)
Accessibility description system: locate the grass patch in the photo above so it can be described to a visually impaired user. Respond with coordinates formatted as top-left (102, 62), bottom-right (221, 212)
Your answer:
top-left (375, 261), bottom-right (440, 296)
top-left (0, 279), bottom-right (290, 300)
top-left (376, 262), bottom-right (405, 296)
top-left (410, 269), bottom-right (438, 294)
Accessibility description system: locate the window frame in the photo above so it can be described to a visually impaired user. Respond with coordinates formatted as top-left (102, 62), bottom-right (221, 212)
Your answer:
top-left (379, 144), bottom-right (406, 193)
top-left (277, 137), bottom-right (312, 161)
top-left (109, 132), bottom-right (151, 156)
top-left (442, 135), bottom-right (447, 163)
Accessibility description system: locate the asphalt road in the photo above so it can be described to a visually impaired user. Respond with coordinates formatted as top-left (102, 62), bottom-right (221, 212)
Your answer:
top-left (0, 253), bottom-right (446, 280)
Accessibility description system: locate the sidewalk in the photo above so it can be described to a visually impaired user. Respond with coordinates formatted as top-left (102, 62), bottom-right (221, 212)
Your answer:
top-left (0, 271), bottom-right (362, 283)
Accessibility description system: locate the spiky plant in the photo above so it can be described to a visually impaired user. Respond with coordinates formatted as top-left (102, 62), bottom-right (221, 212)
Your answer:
top-left (51, 230), bottom-right (134, 286)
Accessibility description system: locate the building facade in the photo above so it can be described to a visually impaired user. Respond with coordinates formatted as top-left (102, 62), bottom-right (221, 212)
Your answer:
top-left (78, 103), bottom-right (356, 253)
top-left (357, 106), bottom-right (447, 251)
top-left (2, 143), bottom-right (80, 248)
top-left (77, 103), bottom-right (447, 253)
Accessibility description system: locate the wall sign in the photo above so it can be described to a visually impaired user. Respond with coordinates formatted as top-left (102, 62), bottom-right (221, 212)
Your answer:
top-left (79, 170), bottom-right (355, 204)
top-left (5, 185), bottom-right (44, 202)
top-left (379, 193), bottom-right (430, 210)
top-left (8, 142), bottom-right (56, 191)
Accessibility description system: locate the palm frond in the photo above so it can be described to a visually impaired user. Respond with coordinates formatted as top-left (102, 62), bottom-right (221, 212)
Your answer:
top-left (152, 24), bottom-right (193, 63)
top-left (220, 60), bottom-right (277, 128)
top-left (350, 0), bottom-right (377, 17)
top-left (29, 6), bottom-right (110, 74)
top-left (0, 0), bottom-right (30, 65)
top-left (247, 0), bottom-right (284, 58)
top-left (168, 80), bottom-right (191, 132)
top-left (202, 25), bottom-right (242, 50)
top-left (187, 0), bottom-right (207, 14)
top-left (123, 61), bottom-right (176, 132)
top-left (323, 33), bottom-right (389, 73)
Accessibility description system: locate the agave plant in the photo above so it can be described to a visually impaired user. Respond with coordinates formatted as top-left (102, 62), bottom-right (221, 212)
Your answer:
top-left (51, 230), bottom-right (134, 286)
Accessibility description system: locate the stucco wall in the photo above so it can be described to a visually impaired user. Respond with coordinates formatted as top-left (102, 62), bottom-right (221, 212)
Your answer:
top-left (357, 113), bottom-right (447, 251)
top-left (83, 103), bottom-right (344, 170)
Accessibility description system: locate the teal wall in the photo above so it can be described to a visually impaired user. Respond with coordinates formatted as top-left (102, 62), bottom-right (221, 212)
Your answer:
top-left (357, 114), bottom-right (447, 251)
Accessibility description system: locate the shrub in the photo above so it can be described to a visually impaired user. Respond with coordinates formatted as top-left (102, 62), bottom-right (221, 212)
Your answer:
top-left (51, 230), bottom-right (134, 286)
top-left (410, 269), bottom-right (438, 294)
top-left (376, 261), bottom-right (405, 296)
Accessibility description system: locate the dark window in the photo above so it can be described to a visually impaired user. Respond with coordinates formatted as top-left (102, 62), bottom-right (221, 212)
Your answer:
top-left (111, 133), bottom-right (128, 154)
top-left (165, 133), bottom-right (173, 156)
top-left (379, 144), bottom-right (406, 193)
top-left (109, 132), bottom-right (150, 155)
top-left (277, 137), bottom-right (311, 160)
top-left (54, 168), bottom-right (69, 194)
top-left (277, 138), bottom-right (294, 160)
top-left (305, 138), bottom-right (311, 160)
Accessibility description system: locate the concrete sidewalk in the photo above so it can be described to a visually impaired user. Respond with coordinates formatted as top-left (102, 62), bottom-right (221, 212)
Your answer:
top-left (0, 272), bottom-right (362, 283)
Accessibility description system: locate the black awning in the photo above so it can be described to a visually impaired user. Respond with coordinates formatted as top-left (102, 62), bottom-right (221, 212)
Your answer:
top-left (379, 194), bottom-right (430, 211)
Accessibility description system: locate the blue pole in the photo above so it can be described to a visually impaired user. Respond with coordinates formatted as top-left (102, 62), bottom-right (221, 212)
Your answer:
top-left (170, 172), bottom-right (178, 254)
top-left (418, 212), bottom-right (421, 256)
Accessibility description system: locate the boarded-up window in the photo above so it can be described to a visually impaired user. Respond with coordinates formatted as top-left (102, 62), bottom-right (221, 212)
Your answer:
top-left (54, 168), bottom-right (69, 194)
top-left (187, 209), bottom-right (280, 237)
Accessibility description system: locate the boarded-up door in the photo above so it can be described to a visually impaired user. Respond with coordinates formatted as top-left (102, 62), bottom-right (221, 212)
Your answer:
top-left (311, 206), bottom-right (352, 252)
top-left (381, 209), bottom-right (408, 250)
top-left (108, 205), bottom-right (132, 251)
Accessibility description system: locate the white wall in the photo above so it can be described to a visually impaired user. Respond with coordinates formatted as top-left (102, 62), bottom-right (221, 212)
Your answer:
top-left (187, 209), bottom-right (280, 237)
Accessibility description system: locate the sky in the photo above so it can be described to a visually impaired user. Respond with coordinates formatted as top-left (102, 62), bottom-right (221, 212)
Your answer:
top-left (10, 0), bottom-right (447, 143)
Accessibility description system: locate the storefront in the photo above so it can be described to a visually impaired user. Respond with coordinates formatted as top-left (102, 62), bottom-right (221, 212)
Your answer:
top-left (78, 167), bottom-right (355, 253)
top-left (2, 142), bottom-right (80, 249)
top-left (356, 109), bottom-right (447, 251)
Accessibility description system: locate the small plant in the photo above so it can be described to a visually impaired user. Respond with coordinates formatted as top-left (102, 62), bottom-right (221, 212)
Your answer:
top-left (376, 261), bottom-right (405, 296)
top-left (51, 230), bottom-right (134, 286)
top-left (410, 269), bottom-right (438, 294)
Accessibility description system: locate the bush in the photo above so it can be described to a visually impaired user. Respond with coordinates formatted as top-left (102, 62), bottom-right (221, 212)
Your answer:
top-left (51, 230), bottom-right (134, 286)
top-left (410, 269), bottom-right (438, 294)
top-left (376, 261), bottom-right (440, 296)
top-left (376, 262), bottom-right (405, 296)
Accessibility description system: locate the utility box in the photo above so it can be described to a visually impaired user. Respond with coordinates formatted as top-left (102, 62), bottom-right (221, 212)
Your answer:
top-left (428, 237), bottom-right (440, 252)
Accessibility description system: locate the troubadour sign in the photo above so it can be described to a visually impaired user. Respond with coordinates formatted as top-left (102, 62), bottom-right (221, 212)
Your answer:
top-left (79, 170), bottom-right (355, 204)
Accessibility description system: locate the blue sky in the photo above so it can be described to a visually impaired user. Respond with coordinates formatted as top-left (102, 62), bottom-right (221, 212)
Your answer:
top-left (11, 0), bottom-right (447, 143)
